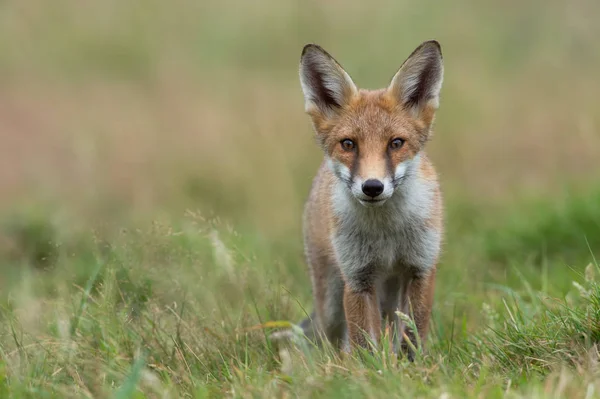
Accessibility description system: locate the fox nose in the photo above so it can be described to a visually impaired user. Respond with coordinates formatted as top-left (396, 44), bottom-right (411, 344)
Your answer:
top-left (361, 179), bottom-right (384, 197)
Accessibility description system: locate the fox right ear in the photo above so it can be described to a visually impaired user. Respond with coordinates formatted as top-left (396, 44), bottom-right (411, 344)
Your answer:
top-left (387, 40), bottom-right (444, 125)
top-left (299, 44), bottom-right (357, 118)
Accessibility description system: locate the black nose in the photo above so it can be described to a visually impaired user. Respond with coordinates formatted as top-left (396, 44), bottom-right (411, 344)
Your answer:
top-left (361, 179), bottom-right (384, 197)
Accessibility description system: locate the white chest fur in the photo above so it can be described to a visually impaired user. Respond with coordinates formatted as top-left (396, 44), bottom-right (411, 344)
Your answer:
top-left (330, 168), bottom-right (440, 288)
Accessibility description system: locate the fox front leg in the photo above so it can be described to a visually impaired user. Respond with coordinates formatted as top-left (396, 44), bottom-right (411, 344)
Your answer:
top-left (343, 286), bottom-right (381, 350)
top-left (343, 264), bottom-right (382, 351)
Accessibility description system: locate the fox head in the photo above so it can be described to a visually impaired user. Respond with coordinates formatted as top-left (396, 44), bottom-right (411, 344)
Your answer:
top-left (299, 40), bottom-right (444, 207)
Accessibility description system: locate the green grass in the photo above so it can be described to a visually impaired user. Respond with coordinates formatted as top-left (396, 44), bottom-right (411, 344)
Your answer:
top-left (0, 187), bottom-right (599, 398)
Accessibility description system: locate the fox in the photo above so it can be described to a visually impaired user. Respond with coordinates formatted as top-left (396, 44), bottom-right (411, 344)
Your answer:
top-left (274, 40), bottom-right (444, 358)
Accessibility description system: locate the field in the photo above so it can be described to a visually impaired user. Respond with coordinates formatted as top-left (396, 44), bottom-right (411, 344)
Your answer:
top-left (1, 0), bottom-right (600, 397)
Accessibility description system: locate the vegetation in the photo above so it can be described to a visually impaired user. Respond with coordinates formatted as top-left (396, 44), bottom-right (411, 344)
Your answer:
top-left (0, 0), bottom-right (599, 397)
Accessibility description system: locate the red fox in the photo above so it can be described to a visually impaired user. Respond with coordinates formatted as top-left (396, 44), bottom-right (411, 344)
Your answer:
top-left (276, 40), bottom-right (444, 358)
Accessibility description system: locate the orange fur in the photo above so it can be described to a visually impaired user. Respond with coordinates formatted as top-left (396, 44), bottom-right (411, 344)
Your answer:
top-left (296, 40), bottom-right (445, 356)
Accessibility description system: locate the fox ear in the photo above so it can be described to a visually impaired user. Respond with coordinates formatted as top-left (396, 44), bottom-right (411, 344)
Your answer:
top-left (299, 44), bottom-right (357, 117)
top-left (387, 40), bottom-right (444, 123)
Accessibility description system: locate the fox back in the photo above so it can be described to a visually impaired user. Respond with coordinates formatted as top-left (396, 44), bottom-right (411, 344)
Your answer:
top-left (297, 41), bottom-right (444, 356)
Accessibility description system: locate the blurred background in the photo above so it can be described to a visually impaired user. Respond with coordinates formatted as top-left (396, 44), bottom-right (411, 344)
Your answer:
top-left (0, 0), bottom-right (600, 395)
top-left (1, 0), bottom-right (599, 229)
top-left (1, 0), bottom-right (600, 301)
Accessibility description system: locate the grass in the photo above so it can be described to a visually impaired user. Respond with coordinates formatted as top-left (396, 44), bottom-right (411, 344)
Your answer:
top-left (0, 189), bottom-right (598, 398)
top-left (0, 0), bottom-right (600, 397)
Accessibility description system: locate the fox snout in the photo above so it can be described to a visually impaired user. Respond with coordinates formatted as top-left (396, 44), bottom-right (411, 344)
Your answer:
top-left (362, 179), bottom-right (384, 197)
top-left (355, 178), bottom-right (389, 207)
top-left (335, 155), bottom-right (415, 207)
top-left (349, 175), bottom-right (394, 206)
top-left (329, 156), bottom-right (405, 207)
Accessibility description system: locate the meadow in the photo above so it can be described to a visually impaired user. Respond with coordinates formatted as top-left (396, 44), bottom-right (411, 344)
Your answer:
top-left (0, 0), bottom-right (599, 397)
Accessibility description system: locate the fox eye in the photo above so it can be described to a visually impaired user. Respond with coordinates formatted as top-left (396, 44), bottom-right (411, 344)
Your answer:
top-left (340, 139), bottom-right (356, 151)
top-left (389, 138), bottom-right (405, 150)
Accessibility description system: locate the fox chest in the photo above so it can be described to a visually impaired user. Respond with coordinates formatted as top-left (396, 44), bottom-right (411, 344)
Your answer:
top-left (331, 215), bottom-right (440, 280)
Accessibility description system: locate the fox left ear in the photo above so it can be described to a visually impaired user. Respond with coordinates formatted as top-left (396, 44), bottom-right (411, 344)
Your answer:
top-left (387, 40), bottom-right (444, 125)
top-left (299, 44), bottom-right (357, 119)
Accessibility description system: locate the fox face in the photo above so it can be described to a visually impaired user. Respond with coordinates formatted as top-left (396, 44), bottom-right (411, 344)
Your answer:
top-left (300, 41), bottom-right (444, 207)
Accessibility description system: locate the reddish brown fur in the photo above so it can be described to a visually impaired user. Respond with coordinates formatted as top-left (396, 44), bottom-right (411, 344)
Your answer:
top-left (303, 93), bottom-right (442, 350)
top-left (405, 267), bottom-right (437, 347)
top-left (310, 90), bottom-right (434, 184)
top-left (298, 41), bottom-right (444, 355)
top-left (304, 149), bottom-right (442, 352)
top-left (343, 286), bottom-right (381, 348)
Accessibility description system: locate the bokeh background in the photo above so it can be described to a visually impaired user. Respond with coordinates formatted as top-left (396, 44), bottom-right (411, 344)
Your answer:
top-left (2, 0), bottom-right (599, 226)
top-left (0, 0), bottom-right (599, 397)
